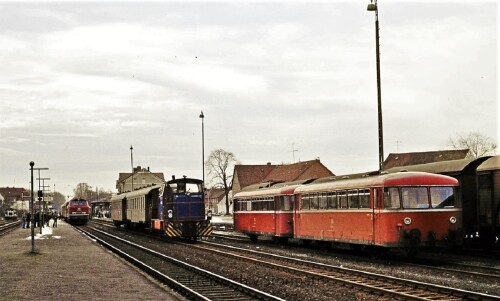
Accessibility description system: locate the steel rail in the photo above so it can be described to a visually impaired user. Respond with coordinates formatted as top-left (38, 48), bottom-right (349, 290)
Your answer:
top-left (80, 225), bottom-right (285, 301)
top-left (0, 221), bottom-right (21, 237)
top-left (195, 241), bottom-right (500, 301)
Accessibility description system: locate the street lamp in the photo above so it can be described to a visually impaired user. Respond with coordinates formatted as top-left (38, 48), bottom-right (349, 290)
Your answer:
top-left (367, 0), bottom-right (385, 173)
top-left (199, 111), bottom-right (205, 185)
top-left (29, 161), bottom-right (35, 253)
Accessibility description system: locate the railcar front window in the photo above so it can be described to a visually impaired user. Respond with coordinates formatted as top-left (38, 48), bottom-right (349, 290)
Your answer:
top-left (430, 187), bottom-right (456, 208)
top-left (402, 187), bottom-right (429, 209)
top-left (384, 188), bottom-right (400, 209)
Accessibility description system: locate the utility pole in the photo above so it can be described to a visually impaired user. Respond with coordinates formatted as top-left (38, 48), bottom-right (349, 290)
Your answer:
top-left (130, 145), bottom-right (134, 192)
top-left (32, 167), bottom-right (48, 235)
top-left (289, 143), bottom-right (298, 163)
top-left (367, 0), bottom-right (385, 172)
top-left (37, 177), bottom-right (50, 234)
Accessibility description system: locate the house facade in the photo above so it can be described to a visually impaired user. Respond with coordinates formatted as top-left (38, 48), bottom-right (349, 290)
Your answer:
top-left (116, 166), bottom-right (165, 193)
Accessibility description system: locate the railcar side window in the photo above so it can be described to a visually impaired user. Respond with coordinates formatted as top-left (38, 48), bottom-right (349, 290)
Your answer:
top-left (302, 194), bottom-right (310, 210)
top-left (430, 187), bottom-right (456, 208)
top-left (348, 190), bottom-right (359, 209)
top-left (327, 192), bottom-right (337, 209)
top-left (339, 191), bottom-right (348, 209)
top-left (319, 193), bottom-right (328, 209)
top-left (384, 188), bottom-right (400, 209)
top-left (311, 193), bottom-right (319, 210)
top-left (401, 187), bottom-right (429, 209)
top-left (359, 189), bottom-right (370, 208)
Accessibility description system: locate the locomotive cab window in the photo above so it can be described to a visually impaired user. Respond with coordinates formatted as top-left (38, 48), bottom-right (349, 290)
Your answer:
top-left (430, 187), bottom-right (457, 208)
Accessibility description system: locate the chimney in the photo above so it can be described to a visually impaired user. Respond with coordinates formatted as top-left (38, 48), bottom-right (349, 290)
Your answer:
top-left (267, 162), bottom-right (271, 165)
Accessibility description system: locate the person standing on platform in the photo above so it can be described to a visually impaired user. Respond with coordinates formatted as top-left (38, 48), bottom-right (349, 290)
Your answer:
top-left (52, 212), bottom-right (57, 227)
top-left (35, 211), bottom-right (39, 228)
top-left (26, 212), bottom-right (31, 228)
top-left (21, 212), bottom-right (26, 228)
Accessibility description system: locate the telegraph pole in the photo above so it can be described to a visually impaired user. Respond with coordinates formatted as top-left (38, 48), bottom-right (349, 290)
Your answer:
top-left (32, 167), bottom-right (49, 235)
top-left (130, 145), bottom-right (134, 192)
top-left (37, 177), bottom-right (50, 234)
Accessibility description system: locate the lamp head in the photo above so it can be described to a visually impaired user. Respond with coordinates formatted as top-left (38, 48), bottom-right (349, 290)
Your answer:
top-left (199, 110), bottom-right (204, 119)
top-left (367, 3), bottom-right (377, 11)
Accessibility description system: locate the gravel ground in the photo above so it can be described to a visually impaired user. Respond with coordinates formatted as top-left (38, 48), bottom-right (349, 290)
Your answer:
top-left (0, 221), bottom-right (184, 301)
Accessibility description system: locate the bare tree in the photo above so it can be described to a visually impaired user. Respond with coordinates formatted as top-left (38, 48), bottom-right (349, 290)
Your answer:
top-left (205, 149), bottom-right (239, 215)
top-left (73, 183), bottom-right (92, 199)
top-left (449, 132), bottom-right (497, 158)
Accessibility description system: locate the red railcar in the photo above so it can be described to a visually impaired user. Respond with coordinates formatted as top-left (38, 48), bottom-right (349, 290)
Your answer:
top-left (61, 198), bottom-right (91, 225)
top-left (294, 172), bottom-right (462, 253)
top-left (234, 172), bottom-right (462, 254)
top-left (234, 185), bottom-right (298, 242)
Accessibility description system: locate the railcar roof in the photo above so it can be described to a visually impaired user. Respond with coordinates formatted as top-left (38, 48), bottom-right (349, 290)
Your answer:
top-left (295, 171), bottom-right (458, 193)
top-left (384, 157), bottom-right (487, 174)
top-left (477, 155), bottom-right (499, 172)
top-left (234, 184), bottom-right (302, 198)
top-left (110, 185), bottom-right (161, 201)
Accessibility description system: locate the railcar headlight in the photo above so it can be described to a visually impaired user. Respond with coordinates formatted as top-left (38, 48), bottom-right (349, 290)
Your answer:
top-left (167, 210), bottom-right (173, 219)
top-left (403, 217), bottom-right (412, 225)
top-left (450, 216), bottom-right (457, 224)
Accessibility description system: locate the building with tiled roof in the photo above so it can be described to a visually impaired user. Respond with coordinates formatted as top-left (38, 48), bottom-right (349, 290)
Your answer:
top-left (231, 159), bottom-right (334, 195)
top-left (0, 187), bottom-right (29, 206)
top-left (116, 166), bottom-right (165, 193)
top-left (383, 149), bottom-right (469, 170)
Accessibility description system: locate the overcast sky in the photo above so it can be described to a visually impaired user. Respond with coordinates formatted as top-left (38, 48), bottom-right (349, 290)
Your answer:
top-left (0, 1), bottom-right (497, 198)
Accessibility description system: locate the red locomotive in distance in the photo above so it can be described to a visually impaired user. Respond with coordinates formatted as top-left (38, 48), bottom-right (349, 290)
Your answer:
top-left (61, 198), bottom-right (91, 225)
top-left (234, 171), bottom-right (462, 256)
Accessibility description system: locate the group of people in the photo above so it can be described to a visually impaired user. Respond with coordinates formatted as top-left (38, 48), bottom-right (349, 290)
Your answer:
top-left (21, 211), bottom-right (58, 228)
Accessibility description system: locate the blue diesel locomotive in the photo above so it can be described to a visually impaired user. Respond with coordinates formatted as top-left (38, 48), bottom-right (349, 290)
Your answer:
top-left (111, 176), bottom-right (212, 240)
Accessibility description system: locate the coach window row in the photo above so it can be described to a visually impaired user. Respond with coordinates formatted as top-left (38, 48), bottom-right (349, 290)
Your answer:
top-left (384, 186), bottom-right (458, 209)
top-left (301, 189), bottom-right (370, 210)
top-left (235, 197), bottom-right (274, 211)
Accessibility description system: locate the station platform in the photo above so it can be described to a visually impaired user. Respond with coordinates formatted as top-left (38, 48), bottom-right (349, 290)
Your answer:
top-left (0, 220), bottom-right (183, 301)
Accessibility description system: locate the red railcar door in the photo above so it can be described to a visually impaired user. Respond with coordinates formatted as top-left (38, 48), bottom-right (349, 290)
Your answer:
top-left (373, 188), bottom-right (383, 245)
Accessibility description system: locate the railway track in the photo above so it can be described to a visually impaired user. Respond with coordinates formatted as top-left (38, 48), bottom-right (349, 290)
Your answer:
top-left (78, 225), bottom-right (284, 301)
top-left (88, 219), bottom-right (499, 299)
top-left (213, 230), bottom-right (500, 280)
top-left (0, 221), bottom-right (21, 237)
top-left (191, 241), bottom-right (500, 301)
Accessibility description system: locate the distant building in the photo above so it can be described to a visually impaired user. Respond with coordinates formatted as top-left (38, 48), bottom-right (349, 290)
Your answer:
top-left (0, 187), bottom-right (30, 215)
top-left (116, 166), bottom-right (165, 193)
top-left (231, 159), bottom-right (334, 195)
top-left (0, 187), bottom-right (29, 207)
top-left (204, 187), bottom-right (226, 215)
top-left (383, 149), bottom-right (469, 170)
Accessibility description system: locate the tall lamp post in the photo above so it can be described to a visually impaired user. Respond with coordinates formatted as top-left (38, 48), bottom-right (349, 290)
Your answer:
top-left (368, 0), bottom-right (385, 173)
top-left (29, 162), bottom-right (35, 253)
top-left (199, 111), bottom-right (205, 185)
